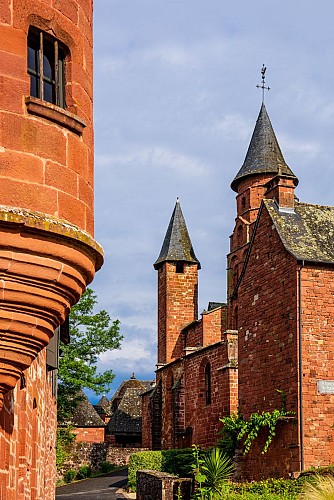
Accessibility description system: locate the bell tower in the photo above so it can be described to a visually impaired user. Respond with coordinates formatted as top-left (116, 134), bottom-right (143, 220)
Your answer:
top-left (154, 199), bottom-right (200, 365)
top-left (227, 103), bottom-right (298, 325)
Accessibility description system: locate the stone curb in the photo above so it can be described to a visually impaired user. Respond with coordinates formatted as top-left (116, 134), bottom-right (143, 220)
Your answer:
top-left (115, 489), bottom-right (136, 499)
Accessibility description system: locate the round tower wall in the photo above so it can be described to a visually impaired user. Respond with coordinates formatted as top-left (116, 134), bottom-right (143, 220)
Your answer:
top-left (0, 0), bottom-right (94, 234)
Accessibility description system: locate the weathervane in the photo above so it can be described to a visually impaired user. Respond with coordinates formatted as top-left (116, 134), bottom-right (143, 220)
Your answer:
top-left (256, 64), bottom-right (270, 103)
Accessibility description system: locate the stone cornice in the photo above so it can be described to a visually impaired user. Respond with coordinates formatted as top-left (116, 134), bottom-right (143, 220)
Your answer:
top-left (0, 206), bottom-right (104, 409)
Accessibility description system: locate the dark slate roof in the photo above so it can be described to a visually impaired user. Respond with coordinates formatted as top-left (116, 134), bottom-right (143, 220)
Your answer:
top-left (109, 378), bottom-right (151, 410)
top-left (96, 395), bottom-right (109, 410)
top-left (154, 199), bottom-right (201, 269)
top-left (231, 104), bottom-right (298, 192)
top-left (106, 387), bottom-right (143, 434)
top-left (265, 199), bottom-right (334, 264)
top-left (70, 390), bottom-right (105, 428)
top-left (207, 302), bottom-right (226, 311)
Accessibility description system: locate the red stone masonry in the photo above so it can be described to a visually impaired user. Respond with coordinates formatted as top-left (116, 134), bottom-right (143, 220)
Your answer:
top-left (73, 427), bottom-right (106, 443)
top-left (151, 330), bottom-right (238, 450)
top-left (157, 262), bottom-right (198, 364)
top-left (1, 0), bottom-right (94, 232)
top-left (0, 351), bottom-right (57, 500)
top-left (0, 1), bottom-right (102, 498)
top-left (235, 204), bottom-right (300, 479)
top-left (301, 265), bottom-right (334, 469)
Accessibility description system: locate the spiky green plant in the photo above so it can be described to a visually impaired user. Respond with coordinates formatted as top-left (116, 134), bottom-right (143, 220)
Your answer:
top-left (200, 447), bottom-right (234, 497)
top-left (299, 476), bottom-right (334, 500)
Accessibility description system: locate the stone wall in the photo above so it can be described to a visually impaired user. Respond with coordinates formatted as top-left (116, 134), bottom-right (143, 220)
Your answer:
top-left (148, 332), bottom-right (238, 450)
top-left (58, 444), bottom-right (148, 479)
top-left (236, 205), bottom-right (300, 479)
top-left (136, 470), bottom-right (192, 500)
top-left (301, 264), bottom-right (334, 468)
top-left (0, 351), bottom-right (57, 500)
top-left (73, 426), bottom-right (105, 443)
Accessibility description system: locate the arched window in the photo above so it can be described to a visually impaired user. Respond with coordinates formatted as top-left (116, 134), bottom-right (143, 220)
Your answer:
top-left (205, 363), bottom-right (211, 405)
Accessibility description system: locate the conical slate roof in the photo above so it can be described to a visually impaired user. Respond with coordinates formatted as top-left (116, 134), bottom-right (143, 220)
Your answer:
top-left (231, 103), bottom-right (298, 192)
top-left (70, 390), bottom-right (105, 427)
top-left (154, 199), bottom-right (201, 269)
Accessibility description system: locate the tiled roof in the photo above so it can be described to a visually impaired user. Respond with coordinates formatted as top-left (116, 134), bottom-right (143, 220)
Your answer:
top-left (231, 104), bottom-right (298, 192)
top-left (265, 199), bottom-right (334, 264)
top-left (106, 377), bottom-right (154, 435)
top-left (69, 390), bottom-right (105, 428)
top-left (154, 199), bottom-right (201, 269)
top-left (106, 387), bottom-right (143, 434)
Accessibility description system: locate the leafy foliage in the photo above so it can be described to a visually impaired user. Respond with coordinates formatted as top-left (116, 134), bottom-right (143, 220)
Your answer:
top-left (99, 461), bottom-right (117, 473)
top-left (64, 469), bottom-right (76, 483)
top-left (57, 288), bottom-right (122, 422)
top-left (220, 391), bottom-right (294, 456)
top-left (56, 427), bottom-right (76, 468)
top-left (128, 448), bottom-right (194, 491)
top-left (128, 451), bottom-right (163, 490)
top-left (76, 466), bottom-right (92, 480)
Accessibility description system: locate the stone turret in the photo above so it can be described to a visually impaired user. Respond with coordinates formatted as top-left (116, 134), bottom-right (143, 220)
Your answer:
top-left (228, 104), bottom-right (298, 324)
top-left (154, 199), bottom-right (200, 365)
top-left (0, 1), bottom-right (102, 496)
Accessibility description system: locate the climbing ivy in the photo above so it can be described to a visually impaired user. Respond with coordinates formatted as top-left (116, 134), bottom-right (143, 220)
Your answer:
top-left (220, 391), bottom-right (294, 455)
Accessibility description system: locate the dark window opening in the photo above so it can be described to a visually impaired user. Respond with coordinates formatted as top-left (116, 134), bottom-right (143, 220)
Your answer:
top-left (205, 363), bottom-right (211, 405)
top-left (234, 306), bottom-right (238, 330)
top-left (241, 197), bottom-right (246, 209)
top-left (28, 28), bottom-right (66, 108)
top-left (176, 262), bottom-right (184, 274)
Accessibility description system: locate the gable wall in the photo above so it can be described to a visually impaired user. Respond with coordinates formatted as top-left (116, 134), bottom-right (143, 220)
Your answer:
top-left (301, 265), bottom-right (334, 468)
top-left (235, 206), bottom-right (300, 478)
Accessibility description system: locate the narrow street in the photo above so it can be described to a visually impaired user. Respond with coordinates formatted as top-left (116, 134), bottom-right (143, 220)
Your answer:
top-left (55, 468), bottom-right (135, 500)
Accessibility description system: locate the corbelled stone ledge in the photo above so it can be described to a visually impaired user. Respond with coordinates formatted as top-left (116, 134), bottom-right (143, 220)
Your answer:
top-left (0, 205), bottom-right (104, 409)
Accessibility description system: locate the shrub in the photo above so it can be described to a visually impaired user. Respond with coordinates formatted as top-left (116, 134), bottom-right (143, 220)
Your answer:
top-left (64, 469), bottom-right (76, 483)
top-left (128, 451), bottom-right (163, 490)
top-left (162, 448), bottom-right (194, 477)
top-left (230, 477), bottom-right (306, 496)
top-left (76, 466), bottom-right (92, 480)
top-left (56, 427), bottom-right (76, 468)
top-left (99, 461), bottom-right (117, 473)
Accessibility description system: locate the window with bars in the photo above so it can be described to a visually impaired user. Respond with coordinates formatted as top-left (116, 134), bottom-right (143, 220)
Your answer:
top-left (27, 28), bottom-right (66, 108)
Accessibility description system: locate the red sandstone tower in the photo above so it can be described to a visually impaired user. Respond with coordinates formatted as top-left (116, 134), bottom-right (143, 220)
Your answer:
top-left (0, 1), bottom-right (101, 498)
top-left (154, 199), bottom-right (200, 365)
top-left (227, 103), bottom-right (298, 327)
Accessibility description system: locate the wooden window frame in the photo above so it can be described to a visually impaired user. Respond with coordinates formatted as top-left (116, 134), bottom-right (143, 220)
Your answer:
top-left (28, 27), bottom-right (66, 109)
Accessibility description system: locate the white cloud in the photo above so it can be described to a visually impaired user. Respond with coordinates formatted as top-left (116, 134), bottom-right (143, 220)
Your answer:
top-left (212, 114), bottom-right (253, 142)
top-left (279, 134), bottom-right (320, 161)
top-left (98, 336), bottom-right (156, 374)
top-left (96, 147), bottom-right (208, 177)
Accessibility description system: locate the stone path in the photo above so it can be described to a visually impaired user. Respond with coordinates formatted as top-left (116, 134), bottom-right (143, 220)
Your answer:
top-left (55, 468), bottom-right (136, 500)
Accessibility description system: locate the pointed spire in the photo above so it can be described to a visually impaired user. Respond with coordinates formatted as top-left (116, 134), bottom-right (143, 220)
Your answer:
top-left (231, 103), bottom-right (298, 192)
top-left (154, 199), bottom-right (201, 270)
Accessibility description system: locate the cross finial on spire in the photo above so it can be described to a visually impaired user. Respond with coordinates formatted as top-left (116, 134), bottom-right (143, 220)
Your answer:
top-left (256, 64), bottom-right (270, 103)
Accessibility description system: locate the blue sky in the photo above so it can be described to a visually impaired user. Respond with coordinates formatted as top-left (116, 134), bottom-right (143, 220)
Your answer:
top-left (87, 0), bottom-right (334, 402)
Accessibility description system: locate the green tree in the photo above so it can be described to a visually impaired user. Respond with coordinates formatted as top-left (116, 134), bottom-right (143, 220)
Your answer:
top-left (57, 287), bottom-right (122, 422)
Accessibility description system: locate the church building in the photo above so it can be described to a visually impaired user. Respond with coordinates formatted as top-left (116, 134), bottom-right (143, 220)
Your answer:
top-left (142, 102), bottom-right (334, 480)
